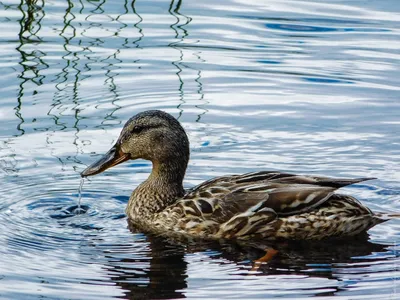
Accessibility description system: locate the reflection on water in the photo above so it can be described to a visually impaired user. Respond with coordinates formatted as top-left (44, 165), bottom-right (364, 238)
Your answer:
top-left (16, 0), bottom-right (46, 136)
top-left (0, 0), bottom-right (399, 298)
top-left (85, 232), bottom-right (396, 299)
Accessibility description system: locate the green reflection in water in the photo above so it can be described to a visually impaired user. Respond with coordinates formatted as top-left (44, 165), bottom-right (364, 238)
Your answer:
top-left (16, 0), bottom-right (48, 136)
top-left (12, 0), bottom-right (209, 171)
top-left (169, 0), bottom-right (190, 120)
top-left (169, 0), bottom-right (207, 122)
top-left (131, 0), bottom-right (144, 48)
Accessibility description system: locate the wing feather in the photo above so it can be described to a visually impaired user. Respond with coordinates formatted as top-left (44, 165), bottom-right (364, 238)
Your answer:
top-left (183, 171), bottom-right (374, 224)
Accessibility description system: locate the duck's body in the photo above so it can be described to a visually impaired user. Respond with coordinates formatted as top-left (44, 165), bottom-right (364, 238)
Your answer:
top-left (126, 171), bottom-right (383, 240)
top-left (82, 110), bottom-right (386, 240)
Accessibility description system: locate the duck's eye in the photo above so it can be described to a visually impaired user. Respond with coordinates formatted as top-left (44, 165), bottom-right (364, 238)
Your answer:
top-left (132, 126), bottom-right (145, 134)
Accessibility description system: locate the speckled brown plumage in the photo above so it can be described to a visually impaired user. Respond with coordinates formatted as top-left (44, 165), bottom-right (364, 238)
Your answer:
top-left (81, 110), bottom-right (387, 240)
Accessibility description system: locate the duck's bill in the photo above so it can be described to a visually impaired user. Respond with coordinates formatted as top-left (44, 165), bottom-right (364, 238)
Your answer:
top-left (81, 144), bottom-right (130, 177)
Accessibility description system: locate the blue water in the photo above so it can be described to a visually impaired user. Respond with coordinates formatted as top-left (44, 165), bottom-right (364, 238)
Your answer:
top-left (0, 0), bottom-right (399, 299)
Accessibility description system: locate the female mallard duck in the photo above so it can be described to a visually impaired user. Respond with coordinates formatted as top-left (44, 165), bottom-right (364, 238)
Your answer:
top-left (81, 110), bottom-right (386, 240)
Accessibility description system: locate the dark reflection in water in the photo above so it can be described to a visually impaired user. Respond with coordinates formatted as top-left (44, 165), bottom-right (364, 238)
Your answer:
top-left (13, 0), bottom-right (206, 136)
top-left (16, 0), bottom-right (47, 136)
top-left (110, 233), bottom-right (188, 299)
top-left (168, 0), bottom-right (207, 122)
top-left (169, 0), bottom-right (191, 119)
top-left (131, 0), bottom-right (144, 48)
top-left (103, 224), bottom-right (392, 299)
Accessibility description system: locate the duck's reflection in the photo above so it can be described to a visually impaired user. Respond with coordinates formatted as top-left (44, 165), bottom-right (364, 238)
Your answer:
top-left (102, 222), bottom-right (187, 299)
top-left (101, 222), bottom-right (390, 299)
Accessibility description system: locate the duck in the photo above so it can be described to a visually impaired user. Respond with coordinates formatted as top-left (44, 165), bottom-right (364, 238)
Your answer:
top-left (81, 110), bottom-right (387, 241)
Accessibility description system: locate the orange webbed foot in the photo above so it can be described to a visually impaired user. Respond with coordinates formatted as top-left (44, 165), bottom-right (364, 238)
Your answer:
top-left (250, 248), bottom-right (278, 272)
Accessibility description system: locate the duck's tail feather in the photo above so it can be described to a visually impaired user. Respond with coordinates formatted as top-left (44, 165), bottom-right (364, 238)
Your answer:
top-left (316, 177), bottom-right (376, 188)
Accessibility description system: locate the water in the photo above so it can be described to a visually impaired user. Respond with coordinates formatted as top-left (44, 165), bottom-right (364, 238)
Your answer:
top-left (0, 0), bottom-right (399, 299)
top-left (76, 178), bottom-right (85, 214)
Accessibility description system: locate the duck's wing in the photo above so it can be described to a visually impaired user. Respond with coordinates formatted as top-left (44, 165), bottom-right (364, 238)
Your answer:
top-left (183, 171), bottom-right (374, 223)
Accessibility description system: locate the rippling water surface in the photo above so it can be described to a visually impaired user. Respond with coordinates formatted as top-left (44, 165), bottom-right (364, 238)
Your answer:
top-left (0, 0), bottom-right (399, 299)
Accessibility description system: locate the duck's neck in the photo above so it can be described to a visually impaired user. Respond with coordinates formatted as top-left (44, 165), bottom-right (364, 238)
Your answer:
top-left (127, 158), bottom-right (187, 219)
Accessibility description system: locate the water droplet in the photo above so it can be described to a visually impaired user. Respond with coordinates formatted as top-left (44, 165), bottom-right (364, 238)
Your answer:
top-left (77, 178), bottom-right (85, 214)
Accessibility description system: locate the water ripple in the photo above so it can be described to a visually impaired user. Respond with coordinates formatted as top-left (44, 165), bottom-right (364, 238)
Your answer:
top-left (0, 0), bottom-right (399, 298)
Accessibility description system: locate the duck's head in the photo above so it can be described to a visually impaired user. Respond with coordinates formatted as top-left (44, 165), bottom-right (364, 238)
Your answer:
top-left (81, 110), bottom-right (190, 178)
